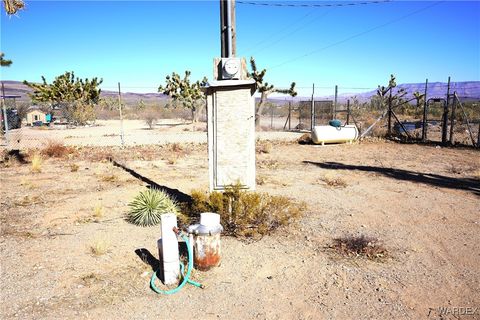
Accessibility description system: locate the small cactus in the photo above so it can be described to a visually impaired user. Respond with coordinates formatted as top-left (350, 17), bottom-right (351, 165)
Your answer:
top-left (126, 188), bottom-right (180, 227)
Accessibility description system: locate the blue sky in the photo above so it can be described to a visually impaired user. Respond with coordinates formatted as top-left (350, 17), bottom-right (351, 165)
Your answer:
top-left (1, 0), bottom-right (479, 97)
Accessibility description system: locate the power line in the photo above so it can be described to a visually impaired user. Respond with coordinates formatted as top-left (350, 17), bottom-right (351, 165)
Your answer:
top-left (268, 1), bottom-right (443, 70)
top-left (240, 9), bottom-right (317, 54)
top-left (248, 9), bottom-right (332, 56)
top-left (237, 1), bottom-right (392, 8)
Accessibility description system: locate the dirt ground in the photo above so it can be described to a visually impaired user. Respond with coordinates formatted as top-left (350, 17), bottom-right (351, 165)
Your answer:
top-left (4, 118), bottom-right (309, 149)
top-left (1, 134), bottom-right (479, 319)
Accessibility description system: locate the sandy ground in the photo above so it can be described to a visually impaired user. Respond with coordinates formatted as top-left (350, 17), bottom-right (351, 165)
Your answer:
top-left (2, 119), bottom-right (308, 149)
top-left (1, 135), bottom-right (479, 319)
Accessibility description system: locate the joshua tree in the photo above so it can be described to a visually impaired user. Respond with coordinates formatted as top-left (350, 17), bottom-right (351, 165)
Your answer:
top-left (2, 0), bottom-right (24, 15)
top-left (24, 71), bottom-right (103, 125)
top-left (158, 71), bottom-right (207, 123)
top-left (248, 57), bottom-right (297, 127)
top-left (0, 52), bottom-right (12, 67)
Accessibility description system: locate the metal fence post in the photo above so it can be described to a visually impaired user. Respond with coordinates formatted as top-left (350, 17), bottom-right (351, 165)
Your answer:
top-left (346, 99), bottom-right (350, 125)
top-left (310, 83), bottom-right (315, 131)
top-left (387, 90), bottom-right (392, 137)
top-left (442, 76), bottom-right (450, 144)
top-left (117, 82), bottom-right (125, 147)
top-left (333, 85), bottom-right (338, 120)
top-left (1, 83), bottom-right (9, 147)
top-left (449, 92), bottom-right (456, 145)
top-left (421, 79), bottom-right (428, 142)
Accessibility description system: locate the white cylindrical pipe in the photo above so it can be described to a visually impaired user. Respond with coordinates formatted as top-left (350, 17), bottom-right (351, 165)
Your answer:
top-left (160, 213), bottom-right (179, 285)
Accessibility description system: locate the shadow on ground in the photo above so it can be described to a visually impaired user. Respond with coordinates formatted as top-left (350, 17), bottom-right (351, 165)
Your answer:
top-left (304, 161), bottom-right (480, 196)
top-left (111, 159), bottom-right (193, 204)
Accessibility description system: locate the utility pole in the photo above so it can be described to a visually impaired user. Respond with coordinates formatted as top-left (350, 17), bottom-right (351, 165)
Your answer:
top-left (231, 0), bottom-right (236, 56)
top-left (220, 0), bottom-right (235, 57)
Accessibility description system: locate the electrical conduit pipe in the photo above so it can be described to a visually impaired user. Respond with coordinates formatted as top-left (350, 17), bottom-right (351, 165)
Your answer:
top-left (150, 231), bottom-right (203, 295)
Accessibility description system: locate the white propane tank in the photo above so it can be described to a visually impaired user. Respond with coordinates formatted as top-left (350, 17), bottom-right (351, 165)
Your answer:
top-left (160, 213), bottom-right (180, 285)
top-left (311, 125), bottom-right (358, 145)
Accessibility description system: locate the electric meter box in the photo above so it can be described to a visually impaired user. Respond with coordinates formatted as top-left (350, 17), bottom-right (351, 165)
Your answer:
top-left (213, 57), bottom-right (248, 81)
top-left (221, 58), bottom-right (241, 80)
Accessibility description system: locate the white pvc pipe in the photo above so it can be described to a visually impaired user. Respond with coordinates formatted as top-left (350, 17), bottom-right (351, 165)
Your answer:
top-left (160, 213), bottom-right (180, 285)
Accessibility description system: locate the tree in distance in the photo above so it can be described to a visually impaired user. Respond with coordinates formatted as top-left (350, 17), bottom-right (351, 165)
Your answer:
top-left (158, 71), bottom-right (207, 123)
top-left (0, 52), bottom-right (12, 67)
top-left (2, 0), bottom-right (24, 15)
top-left (248, 57), bottom-right (297, 128)
top-left (24, 71), bottom-right (103, 126)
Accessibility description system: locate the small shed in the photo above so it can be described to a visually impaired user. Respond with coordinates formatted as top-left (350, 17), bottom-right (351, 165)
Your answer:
top-left (26, 106), bottom-right (47, 126)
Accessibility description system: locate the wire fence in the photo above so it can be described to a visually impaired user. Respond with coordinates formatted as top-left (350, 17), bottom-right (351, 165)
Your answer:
top-left (1, 81), bottom-right (479, 151)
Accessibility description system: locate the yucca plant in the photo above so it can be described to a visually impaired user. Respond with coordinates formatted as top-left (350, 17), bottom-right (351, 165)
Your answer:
top-left (126, 188), bottom-right (180, 227)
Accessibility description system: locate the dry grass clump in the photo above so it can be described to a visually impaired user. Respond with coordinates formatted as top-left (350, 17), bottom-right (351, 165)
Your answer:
top-left (90, 237), bottom-right (110, 256)
top-left (70, 163), bottom-right (80, 172)
top-left (297, 133), bottom-right (312, 144)
top-left (256, 141), bottom-right (273, 154)
top-left (30, 153), bottom-right (43, 173)
top-left (330, 234), bottom-right (388, 261)
top-left (14, 195), bottom-right (43, 207)
top-left (93, 204), bottom-right (105, 221)
top-left (41, 141), bottom-right (73, 158)
top-left (188, 185), bottom-right (306, 238)
top-left (258, 159), bottom-right (280, 169)
top-left (256, 175), bottom-right (268, 185)
top-left (100, 173), bottom-right (118, 182)
top-left (0, 149), bottom-right (28, 167)
top-left (319, 173), bottom-right (348, 188)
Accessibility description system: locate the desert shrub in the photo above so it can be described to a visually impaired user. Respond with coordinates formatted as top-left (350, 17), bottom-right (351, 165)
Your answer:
top-left (143, 109), bottom-right (158, 129)
top-left (126, 188), bottom-right (182, 227)
top-left (319, 173), bottom-right (348, 188)
top-left (256, 140), bottom-right (273, 154)
top-left (70, 163), bottom-right (79, 172)
top-left (41, 141), bottom-right (73, 158)
top-left (297, 133), bottom-right (312, 144)
top-left (329, 235), bottom-right (388, 261)
top-left (90, 237), bottom-right (110, 256)
top-left (188, 185), bottom-right (306, 238)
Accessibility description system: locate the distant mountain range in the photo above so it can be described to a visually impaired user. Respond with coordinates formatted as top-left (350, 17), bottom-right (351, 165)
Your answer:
top-left (1, 80), bottom-right (168, 105)
top-left (2, 80), bottom-right (479, 105)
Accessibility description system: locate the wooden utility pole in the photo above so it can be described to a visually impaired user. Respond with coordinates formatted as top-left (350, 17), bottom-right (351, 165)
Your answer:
top-left (231, 0), bottom-right (236, 56)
